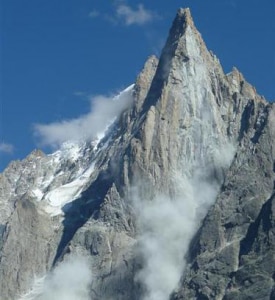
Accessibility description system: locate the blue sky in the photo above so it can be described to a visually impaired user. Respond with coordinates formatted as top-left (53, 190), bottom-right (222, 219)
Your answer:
top-left (1, 0), bottom-right (275, 171)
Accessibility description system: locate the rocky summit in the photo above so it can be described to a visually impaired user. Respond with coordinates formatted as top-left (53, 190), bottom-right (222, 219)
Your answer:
top-left (0, 8), bottom-right (274, 300)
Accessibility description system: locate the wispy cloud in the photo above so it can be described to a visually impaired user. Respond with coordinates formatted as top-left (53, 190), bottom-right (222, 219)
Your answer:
top-left (133, 173), bottom-right (218, 300)
top-left (19, 255), bottom-right (92, 300)
top-left (131, 103), bottom-right (236, 299)
top-left (33, 85), bottom-right (134, 148)
top-left (0, 142), bottom-right (14, 154)
top-left (89, 3), bottom-right (157, 26)
top-left (133, 143), bottom-right (235, 300)
top-left (115, 4), bottom-right (155, 26)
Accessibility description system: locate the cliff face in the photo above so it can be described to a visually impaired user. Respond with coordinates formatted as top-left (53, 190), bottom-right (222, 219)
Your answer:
top-left (0, 8), bottom-right (274, 300)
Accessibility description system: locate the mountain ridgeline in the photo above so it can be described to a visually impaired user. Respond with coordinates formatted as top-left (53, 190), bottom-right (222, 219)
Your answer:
top-left (0, 8), bottom-right (275, 300)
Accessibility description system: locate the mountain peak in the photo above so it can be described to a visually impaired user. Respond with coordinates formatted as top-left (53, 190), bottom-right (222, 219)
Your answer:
top-left (140, 7), bottom-right (215, 112)
top-left (176, 7), bottom-right (194, 28)
top-left (166, 7), bottom-right (198, 51)
top-left (169, 7), bottom-right (212, 64)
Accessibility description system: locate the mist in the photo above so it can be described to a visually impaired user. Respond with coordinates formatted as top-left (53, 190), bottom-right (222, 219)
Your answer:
top-left (34, 85), bottom-right (134, 148)
top-left (19, 255), bottom-right (92, 300)
top-left (133, 143), bottom-right (235, 300)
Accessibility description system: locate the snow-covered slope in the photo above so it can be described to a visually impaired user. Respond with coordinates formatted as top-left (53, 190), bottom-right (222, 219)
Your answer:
top-left (1, 84), bottom-right (134, 220)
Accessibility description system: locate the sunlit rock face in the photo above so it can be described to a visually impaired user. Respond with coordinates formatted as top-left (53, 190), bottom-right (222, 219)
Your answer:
top-left (1, 8), bottom-right (274, 300)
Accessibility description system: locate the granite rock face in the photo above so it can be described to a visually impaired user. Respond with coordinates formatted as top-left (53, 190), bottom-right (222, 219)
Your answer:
top-left (0, 8), bottom-right (274, 300)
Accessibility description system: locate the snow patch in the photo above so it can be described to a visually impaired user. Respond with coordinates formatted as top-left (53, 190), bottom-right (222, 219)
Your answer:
top-left (43, 163), bottom-right (95, 216)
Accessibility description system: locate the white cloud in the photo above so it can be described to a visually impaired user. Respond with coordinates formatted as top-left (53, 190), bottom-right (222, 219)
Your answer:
top-left (116, 4), bottom-right (155, 26)
top-left (18, 255), bottom-right (92, 300)
top-left (88, 3), bottom-right (157, 27)
top-left (0, 142), bottom-right (14, 154)
top-left (133, 171), bottom-right (220, 300)
top-left (131, 109), bottom-right (235, 300)
top-left (34, 85), bottom-right (134, 148)
top-left (39, 256), bottom-right (92, 300)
